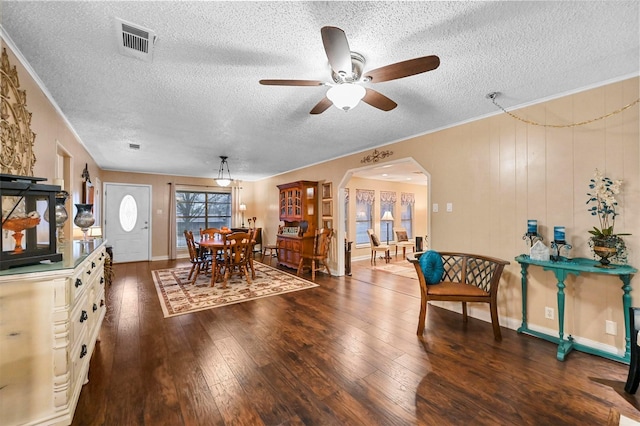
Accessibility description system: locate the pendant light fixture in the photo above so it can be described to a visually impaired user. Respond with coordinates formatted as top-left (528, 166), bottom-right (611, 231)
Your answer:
top-left (215, 156), bottom-right (232, 187)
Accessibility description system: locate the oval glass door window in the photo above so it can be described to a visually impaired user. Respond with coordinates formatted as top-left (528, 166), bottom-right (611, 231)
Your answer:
top-left (119, 194), bottom-right (138, 232)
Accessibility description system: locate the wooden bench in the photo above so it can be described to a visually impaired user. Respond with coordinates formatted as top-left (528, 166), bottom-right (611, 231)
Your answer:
top-left (409, 251), bottom-right (510, 341)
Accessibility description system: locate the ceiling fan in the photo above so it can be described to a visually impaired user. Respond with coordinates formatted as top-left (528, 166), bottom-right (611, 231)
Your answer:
top-left (259, 26), bottom-right (440, 114)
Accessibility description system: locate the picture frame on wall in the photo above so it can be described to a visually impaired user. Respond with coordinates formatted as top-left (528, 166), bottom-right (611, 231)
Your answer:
top-left (322, 200), bottom-right (332, 217)
top-left (322, 182), bottom-right (332, 200)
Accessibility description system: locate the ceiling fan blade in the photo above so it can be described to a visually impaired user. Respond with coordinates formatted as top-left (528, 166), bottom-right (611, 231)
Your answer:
top-left (310, 97), bottom-right (333, 115)
top-left (364, 55), bottom-right (440, 83)
top-left (260, 79), bottom-right (324, 86)
top-left (321, 26), bottom-right (352, 76)
top-left (362, 88), bottom-right (397, 111)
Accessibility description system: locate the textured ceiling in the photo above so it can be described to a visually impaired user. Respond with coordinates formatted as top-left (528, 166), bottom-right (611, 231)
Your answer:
top-left (2, 1), bottom-right (638, 182)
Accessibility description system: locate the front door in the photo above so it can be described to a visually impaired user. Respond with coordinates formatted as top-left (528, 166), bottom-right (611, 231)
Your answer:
top-left (104, 183), bottom-right (151, 263)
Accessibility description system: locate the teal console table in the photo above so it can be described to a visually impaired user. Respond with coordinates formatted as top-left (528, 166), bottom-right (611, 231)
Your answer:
top-left (515, 255), bottom-right (637, 363)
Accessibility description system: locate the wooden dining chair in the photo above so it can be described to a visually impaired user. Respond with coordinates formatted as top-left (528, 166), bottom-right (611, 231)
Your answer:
top-left (367, 229), bottom-right (390, 265)
top-left (200, 227), bottom-right (224, 257)
top-left (247, 227), bottom-right (260, 279)
top-left (183, 230), bottom-right (211, 284)
top-left (213, 232), bottom-right (252, 288)
top-left (200, 227), bottom-right (221, 239)
top-left (261, 225), bottom-right (283, 265)
top-left (297, 228), bottom-right (333, 281)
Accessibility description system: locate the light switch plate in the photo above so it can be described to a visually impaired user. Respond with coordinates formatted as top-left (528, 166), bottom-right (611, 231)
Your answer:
top-left (433, 203), bottom-right (439, 213)
top-left (446, 203), bottom-right (453, 212)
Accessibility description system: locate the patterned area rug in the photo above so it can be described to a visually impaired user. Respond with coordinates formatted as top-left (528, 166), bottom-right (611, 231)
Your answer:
top-left (152, 262), bottom-right (319, 317)
top-left (373, 262), bottom-right (418, 279)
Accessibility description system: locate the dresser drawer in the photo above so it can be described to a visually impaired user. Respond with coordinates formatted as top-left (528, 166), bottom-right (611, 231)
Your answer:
top-left (70, 263), bottom-right (90, 302)
top-left (70, 327), bottom-right (90, 388)
top-left (69, 295), bottom-right (91, 348)
top-left (70, 248), bottom-right (106, 301)
top-left (90, 288), bottom-right (106, 329)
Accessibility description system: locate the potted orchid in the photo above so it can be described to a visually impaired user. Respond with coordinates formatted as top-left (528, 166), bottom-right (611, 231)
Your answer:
top-left (586, 169), bottom-right (630, 266)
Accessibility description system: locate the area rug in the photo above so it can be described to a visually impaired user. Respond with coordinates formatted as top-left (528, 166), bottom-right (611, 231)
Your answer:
top-left (373, 262), bottom-right (417, 279)
top-left (152, 262), bottom-right (319, 317)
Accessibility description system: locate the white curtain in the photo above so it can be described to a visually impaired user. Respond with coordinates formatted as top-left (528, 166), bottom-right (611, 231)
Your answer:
top-left (169, 182), bottom-right (177, 260)
top-left (401, 192), bottom-right (415, 206)
top-left (380, 190), bottom-right (397, 204)
top-left (355, 189), bottom-right (375, 205)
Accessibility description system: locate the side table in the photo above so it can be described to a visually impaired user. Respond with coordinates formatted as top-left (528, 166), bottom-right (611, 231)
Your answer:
top-left (515, 255), bottom-right (636, 363)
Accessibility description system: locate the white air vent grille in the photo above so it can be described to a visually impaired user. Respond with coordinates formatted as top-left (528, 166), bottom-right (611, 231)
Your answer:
top-left (122, 23), bottom-right (149, 53)
top-left (128, 143), bottom-right (141, 150)
top-left (115, 18), bottom-right (157, 62)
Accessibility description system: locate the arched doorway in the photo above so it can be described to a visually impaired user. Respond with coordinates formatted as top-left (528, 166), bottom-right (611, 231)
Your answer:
top-left (334, 157), bottom-right (431, 276)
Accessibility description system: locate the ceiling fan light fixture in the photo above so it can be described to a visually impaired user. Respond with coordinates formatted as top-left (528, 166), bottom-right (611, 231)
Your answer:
top-left (326, 83), bottom-right (366, 111)
top-left (215, 155), bottom-right (233, 187)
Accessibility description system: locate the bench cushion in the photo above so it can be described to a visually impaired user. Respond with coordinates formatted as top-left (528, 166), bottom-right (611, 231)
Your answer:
top-left (419, 250), bottom-right (444, 284)
top-left (427, 281), bottom-right (490, 297)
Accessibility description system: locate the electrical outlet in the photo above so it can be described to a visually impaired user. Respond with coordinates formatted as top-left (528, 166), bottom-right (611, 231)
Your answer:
top-left (606, 320), bottom-right (617, 336)
top-left (545, 307), bottom-right (555, 320)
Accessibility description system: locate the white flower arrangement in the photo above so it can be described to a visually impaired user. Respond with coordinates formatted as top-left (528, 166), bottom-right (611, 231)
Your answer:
top-left (586, 169), bottom-right (630, 264)
top-left (586, 169), bottom-right (626, 238)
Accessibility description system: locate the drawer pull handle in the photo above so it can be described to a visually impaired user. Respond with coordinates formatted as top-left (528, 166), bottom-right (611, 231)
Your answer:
top-left (80, 344), bottom-right (87, 359)
top-left (100, 299), bottom-right (105, 307)
top-left (93, 303), bottom-right (98, 312)
top-left (92, 261), bottom-right (96, 269)
top-left (80, 310), bottom-right (88, 322)
top-left (86, 269), bottom-right (91, 275)
top-left (75, 278), bottom-right (83, 288)
top-left (100, 277), bottom-right (104, 284)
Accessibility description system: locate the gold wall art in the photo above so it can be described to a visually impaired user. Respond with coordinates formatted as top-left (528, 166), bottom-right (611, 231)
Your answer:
top-left (1, 48), bottom-right (37, 176)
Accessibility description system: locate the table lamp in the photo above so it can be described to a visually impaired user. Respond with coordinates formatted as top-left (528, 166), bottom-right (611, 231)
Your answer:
top-left (239, 203), bottom-right (247, 227)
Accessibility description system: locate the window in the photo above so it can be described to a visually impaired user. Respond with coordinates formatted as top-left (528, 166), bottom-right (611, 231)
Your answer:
top-left (176, 190), bottom-right (231, 248)
top-left (355, 189), bottom-right (374, 244)
top-left (401, 192), bottom-right (415, 238)
top-left (380, 191), bottom-right (396, 243)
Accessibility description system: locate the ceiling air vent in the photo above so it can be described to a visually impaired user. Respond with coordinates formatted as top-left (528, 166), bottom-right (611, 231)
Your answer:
top-left (115, 18), bottom-right (157, 62)
top-left (128, 143), bottom-right (141, 151)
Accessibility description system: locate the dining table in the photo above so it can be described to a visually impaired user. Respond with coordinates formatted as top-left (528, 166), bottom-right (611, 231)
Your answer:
top-left (197, 234), bottom-right (256, 286)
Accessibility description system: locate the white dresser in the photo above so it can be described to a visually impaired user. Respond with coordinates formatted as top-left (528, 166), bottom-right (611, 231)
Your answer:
top-left (0, 239), bottom-right (107, 426)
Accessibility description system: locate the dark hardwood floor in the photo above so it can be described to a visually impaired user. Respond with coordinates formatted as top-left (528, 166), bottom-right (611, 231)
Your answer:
top-left (72, 256), bottom-right (639, 425)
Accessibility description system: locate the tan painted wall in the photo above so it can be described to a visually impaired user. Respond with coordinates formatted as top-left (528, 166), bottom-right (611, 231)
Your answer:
top-left (2, 42), bottom-right (101, 240)
top-left (253, 77), bottom-right (639, 351)
top-left (99, 171), bottom-right (255, 259)
top-left (6, 34), bottom-right (639, 352)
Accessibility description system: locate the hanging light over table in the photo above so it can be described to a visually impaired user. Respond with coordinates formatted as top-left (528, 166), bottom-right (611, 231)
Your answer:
top-left (215, 156), bottom-right (232, 187)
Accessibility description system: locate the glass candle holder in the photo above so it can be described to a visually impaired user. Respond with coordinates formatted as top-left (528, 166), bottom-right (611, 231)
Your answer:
top-left (74, 203), bottom-right (95, 241)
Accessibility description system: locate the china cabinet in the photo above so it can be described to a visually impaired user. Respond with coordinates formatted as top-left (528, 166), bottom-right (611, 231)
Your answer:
top-left (276, 181), bottom-right (318, 269)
